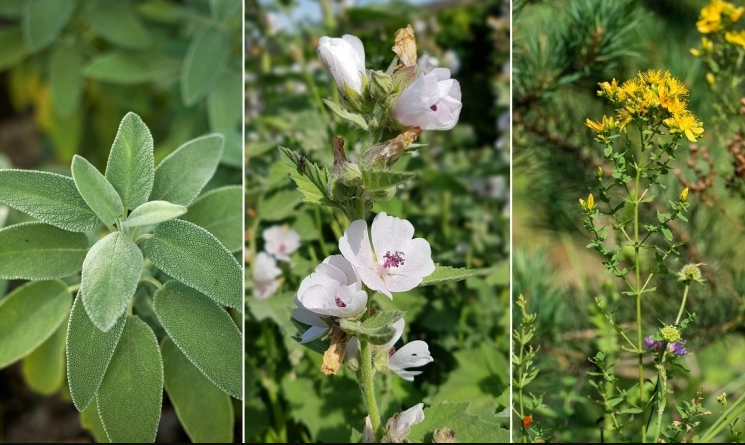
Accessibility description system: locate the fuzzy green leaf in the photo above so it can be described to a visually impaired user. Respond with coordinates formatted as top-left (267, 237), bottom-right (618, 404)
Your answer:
top-left (151, 134), bottom-right (224, 206)
top-left (419, 265), bottom-right (479, 287)
top-left (181, 26), bottom-right (230, 106)
top-left (50, 46), bottom-right (84, 117)
top-left (361, 168), bottom-right (415, 192)
top-left (407, 402), bottom-right (509, 443)
top-left (0, 222), bottom-right (89, 280)
top-left (0, 170), bottom-right (100, 232)
top-left (181, 186), bottom-right (241, 252)
top-left (0, 280), bottom-right (71, 369)
top-left (72, 155), bottom-right (124, 226)
top-left (83, 51), bottom-right (181, 84)
top-left (209, 0), bottom-right (240, 21)
top-left (208, 70), bottom-right (241, 132)
top-left (22, 314), bottom-right (67, 395)
top-left (322, 99), bottom-right (368, 130)
top-left (278, 146), bottom-right (335, 206)
top-left (154, 281), bottom-right (242, 399)
top-left (121, 200), bottom-right (187, 228)
top-left (22, 0), bottom-right (76, 53)
top-left (258, 189), bottom-right (303, 221)
top-left (162, 336), bottom-right (234, 442)
top-left (81, 232), bottom-right (143, 332)
top-left (81, 399), bottom-right (110, 443)
top-left (143, 219), bottom-right (241, 309)
top-left (0, 28), bottom-right (26, 70)
top-left (105, 112), bottom-right (155, 210)
top-left (87, 0), bottom-right (151, 50)
top-left (339, 310), bottom-right (404, 346)
top-left (67, 294), bottom-right (127, 412)
top-left (97, 316), bottom-right (163, 443)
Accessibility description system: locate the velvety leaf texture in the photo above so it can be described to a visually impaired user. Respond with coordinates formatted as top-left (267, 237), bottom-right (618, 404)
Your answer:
top-left (49, 46), bottom-right (84, 116)
top-left (22, 0), bottom-right (75, 53)
top-left (0, 222), bottom-right (89, 280)
top-left (407, 402), bottom-right (509, 443)
top-left (0, 169), bottom-right (100, 232)
top-left (419, 265), bottom-right (478, 286)
top-left (181, 186), bottom-right (242, 253)
top-left (180, 26), bottom-right (230, 106)
top-left (154, 281), bottom-right (242, 400)
top-left (87, 0), bottom-right (151, 50)
top-left (72, 155), bottom-right (124, 226)
top-left (22, 316), bottom-right (67, 395)
top-left (104, 112), bottom-right (155, 210)
top-left (121, 200), bottom-right (187, 228)
top-left (83, 52), bottom-right (181, 85)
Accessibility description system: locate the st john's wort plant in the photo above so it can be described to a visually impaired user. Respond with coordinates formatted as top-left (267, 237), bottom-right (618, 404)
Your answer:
top-left (0, 112), bottom-right (242, 443)
top-left (274, 25), bottom-right (509, 443)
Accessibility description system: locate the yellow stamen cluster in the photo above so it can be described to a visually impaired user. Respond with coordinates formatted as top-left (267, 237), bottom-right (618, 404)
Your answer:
top-left (589, 70), bottom-right (704, 142)
top-left (660, 325), bottom-right (681, 343)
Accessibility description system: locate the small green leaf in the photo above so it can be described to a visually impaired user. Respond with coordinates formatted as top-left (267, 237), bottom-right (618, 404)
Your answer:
top-left (22, 0), bottom-right (76, 53)
top-left (0, 280), bottom-right (71, 369)
top-left (83, 51), bottom-right (181, 84)
top-left (97, 316), bottom-right (163, 443)
top-left (137, 0), bottom-right (185, 23)
top-left (151, 134), bottom-right (224, 206)
top-left (81, 400), bottom-right (110, 443)
top-left (209, 0), bottom-right (240, 21)
top-left (661, 226), bottom-right (673, 242)
top-left (67, 294), bottom-right (127, 412)
top-left (181, 26), bottom-right (230, 106)
top-left (181, 186), bottom-right (241, 252)
top-left (154, 281), bottom-right (242, 399)
top-left (419, 265), bottom-right (479, 287)
top-left (105, 112), bottom-right (155, 210)
top-left (72, 155), bottom-right (124, 226)
top-left (0, 28), bottom-right (27, 70)
top-left (22, 314), bottom-right (67, 395)
top-left (208, 70), bottom-right (241, 132)
top-left (143, 219), bottom-right (241, 309)
top-left (0, 222), bottom-right (89, 280)
top-left (49, 46), bottom-right (84, 117)
top-left (278, 146), bottom-right (335, 206)
top-left (323, 99), bottom-right (368, 130)
top-left (361, 168), bottom-right (415, 192)
top-left (162, 337), bottom-right (234, 442)
top-left (121, 200), bottom-right (187, 228)
top-left (87, 0), bottom-right (151, 50)
top-left (0, 169), bottom-right (100, 232)
top-left (259, 189), bottom-right (302, 221)
top-left (408, 402), bottom-right (509, 443)
top-left (81, 232), bottom-right (143, 332)
top-left (339, 310), bottom-right (404, 345)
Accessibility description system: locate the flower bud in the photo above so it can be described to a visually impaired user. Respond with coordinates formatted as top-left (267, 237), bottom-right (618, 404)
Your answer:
top-left (393, 68), bottom-right (462, 131)
top-left (587, 193), bottom-right (595, 210)
top-left (317, 35), bottom-right (367, 96)
top-left (660, 325), bottom-right (681, 343)
top-left (679, 187), bottom-right (689, 201)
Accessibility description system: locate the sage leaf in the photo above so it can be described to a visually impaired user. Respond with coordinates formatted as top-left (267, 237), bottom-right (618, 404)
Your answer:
top-left (120, 200), bottom-right (187, 228)
top-left (72, 155), bottom-right (124, 226)
top-left (181, 186), bottom-right (242, 253)
top-left (22, 316), bottom-right (67, 395)
top-left (22, 0), bottom-right (75, 53)
top-left (181, 25), bottom-right (230, 106)
top-left (105, 112), bottom-right (155, 211)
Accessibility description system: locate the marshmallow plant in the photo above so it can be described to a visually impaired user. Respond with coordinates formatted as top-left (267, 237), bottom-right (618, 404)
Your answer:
top-left (279, 26), bottom-right (504, 443)
top-left (0, 113), bottom-right (242, 443)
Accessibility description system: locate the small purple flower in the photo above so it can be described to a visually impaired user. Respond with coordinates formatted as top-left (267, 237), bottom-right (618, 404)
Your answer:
top-left (644, 336), bottom-right (687, 356)
top-left (643, 336), bottom-right (665, 352)
top-left (669, 341), bottom-right (687, 356)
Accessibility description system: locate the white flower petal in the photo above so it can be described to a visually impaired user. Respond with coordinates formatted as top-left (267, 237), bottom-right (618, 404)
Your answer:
top-left (387, 403), bottom-right (425, 439)
top-left (341, 34), bottom-right (366, 73)
top-left (300, 326), bottom-right (329, 343)
top-left (317, 35), bottom-right (366, 94)
top-left (392, 369), bottom-right (423, 382)
top-left (371, 212), bottom-right (415, 261)
top-left (254, 279), bottom-right (279, 299)
top-left (396, 238), bottom-right (435, 278)
top-left (345, 336), bottom-right (360, 366)
top-left (302, 284), bottom-right (367, 318)
top-left (382, 274), bottom-right (423, 293)
top-left (291, 306), bottom-right (326, 327)
top-left (339, 219), bottom-right (376, 269)
top-left (358, 266), bottom-right (391, 298)
top-left (381, 318), bottom-right (405, 350)
top-left (297, 262), bottom-right (347, 297)
top-left (324, 254), bottom-right (360, 289)
top-left (263, 225), bottom-right (301, 262)
top-left (393, 68), bottom-right (462, 131)
top-left (253, 252), bottom-right (281, 281)
top-left (388, 340), bottom-right (433, 371)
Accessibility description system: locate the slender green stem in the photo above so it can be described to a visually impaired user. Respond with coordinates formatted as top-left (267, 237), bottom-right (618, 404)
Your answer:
top-left (675, 284), bottom-right (690, 325)
top-left (653, 363), bottom-right (667, 444)
top-left (358, 339), bottom-right (383, 441)
top-left (67, 283), bottom-right (81, 294)
top-left (140, 275), bottom-right (164, 291)
top-left (634, 130), bottom-right (647, 443)
top-left (699, 386), bottom-right (745, 442)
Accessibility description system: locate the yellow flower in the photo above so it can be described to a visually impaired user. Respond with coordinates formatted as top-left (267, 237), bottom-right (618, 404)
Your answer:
top-left (730, 5), bottom-right (745, 21)
top-left (666, 113), bottom-right (705, 142)
top-left (665, 77), bottom-right (688, 99)
top-left (642, 69), bottom-right (668, 86)
top-left (680, 187), bottom-right (689, 201)
top-left (726, 30), bottom-right (745, 48)
top-left (587, 193), bottom-right (595, 210)
top-left (697, 0), bottom-right (726, 33)
top-left (665, 98), bottom-right (686, 116)
top-left (707, 72), bottom-right (716, 84)
top-left (702, 37), bottom-right (714, 52)
top-left (598, 78), bottom-right (619, 99)
top-left (619, 78), bottom-right (642, 100)
top-left (690, 48), bottom-right (701, 57)
top-left (585, 115), bottom-right (617, 134)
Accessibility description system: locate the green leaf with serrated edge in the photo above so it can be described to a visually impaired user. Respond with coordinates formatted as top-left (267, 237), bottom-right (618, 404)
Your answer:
top-left (83, 51), bottom-right (181, 84)
top-left (143, 219), bottom-right (241, 309)
top-left (361, 168), bottom-right (416, 192)
top-left (0, 280), bottom-right (71, 369)
top-left (0, 170), bottom-right (100, 231)
top-left (0, 222), bottom-right (88, 280)
top-left (419, 265), bottom-right (479, 286)
top-left (81, 232), bottom-right (143, 332)
top-left (339, 310), bottom-right (404, 346)
top-left (278, 146), bottom-right (335, 206)
top-left (22, 0), bottom-right (75, 53)
top-left (208, 70), bottom-right (241, 131)
top-left (0, 28), bottom-right (26, 70)
top-left (105, 112), bottom-right (154, 210)
top-left (97, 316), bottom-right (163, 443)
top-left (72, 155), bottom-right (124, 226)
top-left (323, 99), bottom-right (368, 130)
top-left (50, 46), bottom-right (84, 117)
top-left (87, 0), bottom-right (151, 50)
top-left (22, 314), bottom-right (67, 395)
top-left (209, 0), bottom-right (240, 21)
top-left (162, 337), bottom-right (234, 442)
top-left (66, 294), bottom-right (127, 412)
top-left (181, 186), bottom-right (241, 252)
top-left (120, 200), bottom-right (186, 228)
top-left (181, 26), bottom-right (230, 106)
top-left (151, 134), bottom-right (224, 206)
top-left (81, 399), bottom-right (110, 443)
top-left (408, 402), bottom-right (509, 443)
top-left (153, 281), bottom-right (242, 399)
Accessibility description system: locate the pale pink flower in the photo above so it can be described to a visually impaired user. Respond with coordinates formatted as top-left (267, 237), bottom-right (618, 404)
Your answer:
top-left (253, 252), bottom-right (281, 299)
top-left (317, 34), bottom-right (366, 95)
top-left (339, 212), bottom-right (435, 299)
top-left (384, 403), bottom-right (425, 442)
top-left (263, 225), bottom-right (300, 263)
top-left (393, 68), bottom-right (462, 131)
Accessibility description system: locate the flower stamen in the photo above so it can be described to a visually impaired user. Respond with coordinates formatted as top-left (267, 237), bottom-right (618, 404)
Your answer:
top-left (383, 251), bottom-right (406, 268)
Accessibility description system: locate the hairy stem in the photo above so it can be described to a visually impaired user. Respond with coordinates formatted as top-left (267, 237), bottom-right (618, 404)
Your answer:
top-left (358, 339), bottom-right (383, 441)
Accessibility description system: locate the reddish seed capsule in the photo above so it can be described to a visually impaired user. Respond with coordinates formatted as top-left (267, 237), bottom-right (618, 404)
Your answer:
top-left (522, 415), bottom-right (533, 429)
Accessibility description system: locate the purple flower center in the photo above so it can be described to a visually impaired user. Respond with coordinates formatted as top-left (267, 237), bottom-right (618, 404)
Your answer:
top-left (383, 251), bottom-right (405, 268)
top-left (430, 104), bottom-right (438, 111)
top-left (388, 346), bottom-right (396, 358)
top-left (335, 296), bottom-right (347, 308)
